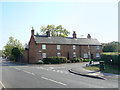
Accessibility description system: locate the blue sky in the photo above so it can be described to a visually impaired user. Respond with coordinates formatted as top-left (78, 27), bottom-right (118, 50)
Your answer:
top-left (0, 0), bottom-right (118, 49)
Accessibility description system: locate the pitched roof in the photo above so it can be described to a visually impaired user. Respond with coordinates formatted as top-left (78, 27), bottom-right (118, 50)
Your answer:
top-left (34, 35), bottom-right (101, 45)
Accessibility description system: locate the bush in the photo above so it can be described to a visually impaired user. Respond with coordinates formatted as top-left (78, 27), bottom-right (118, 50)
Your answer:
top-left (43, 56), bottom-right (67, 64)
top-left (82, 59), bottom-right (90, 62)
top-left (101, 52), bottom-right (119, 66)
top-left (67, 60), bottom-right (71, 63)
top-left (71, 58), bottom-right (81, 63)
top-left (93, 59), bottom-right (102, 61)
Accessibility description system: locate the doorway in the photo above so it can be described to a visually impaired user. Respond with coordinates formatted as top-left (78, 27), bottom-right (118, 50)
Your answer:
top-left (67, 52), bottom-right (70, 60)
top-left (91, 54), bottom-right (93, 59)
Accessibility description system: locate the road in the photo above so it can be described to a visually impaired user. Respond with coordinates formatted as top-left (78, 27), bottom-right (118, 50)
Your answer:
top-left (0, 59), bottom-right (119, 88)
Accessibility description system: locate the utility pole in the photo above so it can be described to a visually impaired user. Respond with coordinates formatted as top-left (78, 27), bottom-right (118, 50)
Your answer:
top-left (88, 38), bottom-right (91, 65)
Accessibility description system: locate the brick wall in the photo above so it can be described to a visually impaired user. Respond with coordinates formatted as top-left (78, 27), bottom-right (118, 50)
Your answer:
top-left (27, 35), bottom-right (102, 63)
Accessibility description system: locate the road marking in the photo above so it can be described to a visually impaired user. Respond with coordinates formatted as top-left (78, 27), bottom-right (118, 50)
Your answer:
top-left (14, 67), bottom-right (21, 70)
top-left (23, 70), bottom-right (35, 76)
top-left (0, 81), bottom-right (7, 90)
top-left (56, 70), bottom-right (60, 72)
top-left (41, 77), bottom-right (67, 86)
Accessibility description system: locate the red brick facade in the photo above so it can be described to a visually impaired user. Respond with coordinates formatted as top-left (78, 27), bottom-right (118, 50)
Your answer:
top-left (24, 29), bottom-right (102, 63)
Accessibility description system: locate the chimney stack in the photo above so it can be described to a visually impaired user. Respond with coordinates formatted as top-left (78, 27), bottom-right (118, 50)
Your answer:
top-left (87, 34), bottom-right (91, 39)
top-left (46, 29), bottom-right (50, 37)
top-left (31, 27), bottom-right (34, 36)
top-left (73, 31), bottom-right (77, 38)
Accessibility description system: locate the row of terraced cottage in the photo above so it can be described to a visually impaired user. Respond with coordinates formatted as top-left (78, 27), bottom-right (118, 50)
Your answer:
top-left (23, 27), bottom-right (102, 63)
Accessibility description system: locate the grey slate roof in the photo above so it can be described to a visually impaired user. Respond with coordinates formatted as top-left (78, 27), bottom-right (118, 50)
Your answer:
top-left (34, 35), bottom-right (101, 45)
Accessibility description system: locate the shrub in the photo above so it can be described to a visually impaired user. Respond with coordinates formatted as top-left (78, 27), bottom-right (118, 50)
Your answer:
top-left (101, 52), bottom-right (119, 66)
top-left (71, 58), bottom-right (81, 63)
top-left (82, 59), bottom-right (89, 62)
top-left (43, 56), bottom-right (67, 64)
top-left (93, 59), bottom-right (102, 61)
top-left (67, 60), bottom-right (71, 63)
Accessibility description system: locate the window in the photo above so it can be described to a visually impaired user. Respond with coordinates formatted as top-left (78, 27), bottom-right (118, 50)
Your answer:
top-left (73, 45), bottom-right (76, 50)
top-left (84, 53), bottom-right (88, 58)
top-left (57, 45), bottom-right (60, 50)
top-left (73, 52), bottom-right (76, 57)
top-left (57, 52), bottom-right (61, 56)
top-left (42, 45), bottom-right (46, 50)
top-left (96, 46), bottom-right (100, 50)
top-left (96, 53), bottom-right (100, 57)
top-left (42, 53), bottom-right (46, 58)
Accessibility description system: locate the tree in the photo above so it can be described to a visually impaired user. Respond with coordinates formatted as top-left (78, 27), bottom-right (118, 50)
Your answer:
top-left (0, 50), bottom-right (2, 57)
top-left (40, 25), bottom-right (70, 37)
top-left (12, 47), bottom-right (21, 62)
top-left (3, 36), bottom-right (23, 60)
top-left (102, 41), bottom-right (119, 52)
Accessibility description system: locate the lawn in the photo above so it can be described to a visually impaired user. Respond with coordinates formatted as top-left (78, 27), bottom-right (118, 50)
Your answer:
top-left (85, 64), bottom-right (120, 75)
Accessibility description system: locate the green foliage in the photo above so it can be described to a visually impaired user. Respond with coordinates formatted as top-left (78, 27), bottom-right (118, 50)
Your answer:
top-left (43, 56), bottom-right (67, 64)
top-left (0, 50), bottom-right (2, 57)
top-left (3, 36), bottom-right (23, 60)
top-left (101, 52), bottom-right (118, 55)
top-left (102, 41), bottom-right (120, 52)
top-left (71, 58), bottom-right (91, 63)
top-left (101, 53), bottom-right (119, 67)
top-left (12, 47), bottom-right (22, 62)
top-left (71, 58), bottom-right (81, 63)
top-left (40, 25), bottom-right (70, 37)
top-left (82, 59), bottom-right (90, 62)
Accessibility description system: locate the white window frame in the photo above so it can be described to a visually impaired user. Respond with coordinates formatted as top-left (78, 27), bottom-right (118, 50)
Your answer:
top-left (96, 53), bottom-right (100, 57)
top-left (57, 52), bottom-right (61, 56)
top-left (42, 44), bottom-right (46, 50)
top-left (84, 53), bottom-right (88, 58)
top-left (73, 45), bottom-right (76, 50)
top-left (96, 46), bottom-right (100, 50)
top-left (73, 52), bottom-right (76, 57)
top-left (42, 53), bottom-right (46, 58)
top-left (57, 45), bottom-right (60, 50)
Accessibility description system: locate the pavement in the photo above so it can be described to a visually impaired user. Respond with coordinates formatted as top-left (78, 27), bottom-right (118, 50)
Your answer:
top-left (68, 62), bottom-right (119, 80)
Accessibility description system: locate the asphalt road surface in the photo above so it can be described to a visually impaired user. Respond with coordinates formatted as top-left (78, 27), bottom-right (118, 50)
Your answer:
top-left (0, 59), bottom-right (119, 88)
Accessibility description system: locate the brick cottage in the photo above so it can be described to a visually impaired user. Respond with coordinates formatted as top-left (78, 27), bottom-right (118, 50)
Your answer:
top-left (23, 27), bottom-right (102, 63)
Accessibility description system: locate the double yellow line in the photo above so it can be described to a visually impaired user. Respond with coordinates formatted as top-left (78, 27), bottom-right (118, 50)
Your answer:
top-left (0, 81), bottom-right (7, 90)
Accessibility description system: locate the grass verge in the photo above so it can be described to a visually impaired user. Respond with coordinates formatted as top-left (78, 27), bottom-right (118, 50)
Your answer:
top-left (85, 64), bottom-right (120, 75)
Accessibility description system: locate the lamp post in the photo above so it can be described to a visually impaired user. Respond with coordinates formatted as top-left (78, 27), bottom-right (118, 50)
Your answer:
top-left (88, 39), bottom-right (91, 65)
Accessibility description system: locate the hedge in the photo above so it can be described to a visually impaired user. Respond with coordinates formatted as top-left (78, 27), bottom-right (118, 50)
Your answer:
top-left (71, 58), bottom-right (81, 63)
top-left (43, 56), bottom-right (67, 64)
top-left (101, 52), bottom-right (119, 67)
top-left (71, 58), bottom-right (91, 63)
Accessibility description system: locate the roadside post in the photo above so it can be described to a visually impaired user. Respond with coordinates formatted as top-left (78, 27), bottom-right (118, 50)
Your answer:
top-left (99, 61), bottom-right (104, 71)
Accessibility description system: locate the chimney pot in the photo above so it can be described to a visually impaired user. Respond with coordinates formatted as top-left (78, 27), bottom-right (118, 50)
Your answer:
top-left (87, 34), bottom-right (91, 39)
top-left (31, 27), bottom-right (34, 36)
top-left (46, 29), bottom-right (50, 37)
top-left (73, 31), bottom-right (77, 38)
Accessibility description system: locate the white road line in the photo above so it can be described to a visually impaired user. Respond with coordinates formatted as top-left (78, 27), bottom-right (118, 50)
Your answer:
top-left (41, 77), bottom-right (67, 86)
top-left (56, 70), bottom-right (60, 72)
top-left (60, 71), bottom-right (63, 73)
top-left (0, 81), bottom-right (7, 90)
top-left (23, 70), bottom-right (35, 76)
top-left (46, 69), bottom-right (49, 71)
top-left (14, 67), bottom-right (21, 70)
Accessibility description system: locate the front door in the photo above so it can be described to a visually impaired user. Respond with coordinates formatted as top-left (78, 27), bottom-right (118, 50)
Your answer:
top-left (91, 54), bottom-right (93, 59)
top-left (67, 52), bottom-right (70, 60)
